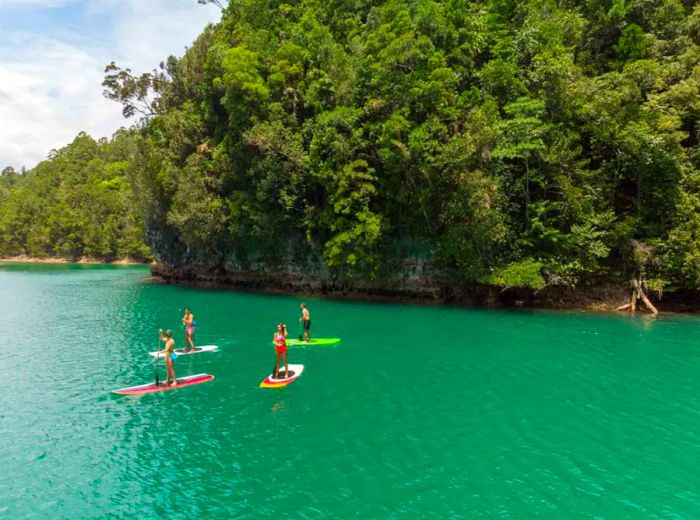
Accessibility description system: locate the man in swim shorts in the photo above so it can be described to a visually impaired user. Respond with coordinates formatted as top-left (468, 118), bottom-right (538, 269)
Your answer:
top-left (300, 303), bottom-right (311, 342)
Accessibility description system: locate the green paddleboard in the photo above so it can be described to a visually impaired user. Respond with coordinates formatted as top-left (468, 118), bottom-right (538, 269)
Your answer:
top-left (277, 337), bottom-right (342, 346)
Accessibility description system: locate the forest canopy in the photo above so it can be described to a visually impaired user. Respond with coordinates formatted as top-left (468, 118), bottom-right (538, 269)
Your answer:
top-left (3, 0), bottom-right (700, 293)
top-left (0, 132), bottom-right (150, 261)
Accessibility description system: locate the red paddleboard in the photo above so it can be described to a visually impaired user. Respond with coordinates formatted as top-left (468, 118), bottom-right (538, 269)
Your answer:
top-left (260, 364), bottom-right (304, 388)
top-left (113, 373), bottom-right (214, 395)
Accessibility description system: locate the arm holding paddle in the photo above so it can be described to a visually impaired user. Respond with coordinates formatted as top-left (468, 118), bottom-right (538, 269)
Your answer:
top-left (156, 329), bottom-right (175, 357)
top-left (155, 328), bottom-right (166, 354)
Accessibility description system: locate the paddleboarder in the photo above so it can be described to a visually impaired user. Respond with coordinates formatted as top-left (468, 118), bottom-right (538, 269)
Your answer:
top-left (273, 323), bottom-right (289, 379)
top-left (300, 303), bottom-right (311, 342)
top-left (182, 308), bottom-right (195, 352)
top-left (158, 329), bottom-right (178, 386)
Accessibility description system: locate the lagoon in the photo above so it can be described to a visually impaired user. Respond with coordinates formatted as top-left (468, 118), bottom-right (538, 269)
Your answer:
top-left (1, 263), bottom-right (699, 518)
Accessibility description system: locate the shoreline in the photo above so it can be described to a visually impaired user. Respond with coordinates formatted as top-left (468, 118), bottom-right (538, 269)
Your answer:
top-left (154, 279), bottom-right (690, 315)
top-left (150, 263), bottom-right (697, 315)
top-left (0, 255), bottom-right (150, 265)
top-left (3, 257), bottom-right (695, 314)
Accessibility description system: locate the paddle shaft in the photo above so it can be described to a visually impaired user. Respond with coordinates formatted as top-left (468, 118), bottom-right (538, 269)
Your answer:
top-left (182, 309), bottom-right (186, 350)
top-left (154, 331), bottom-right (160, 387)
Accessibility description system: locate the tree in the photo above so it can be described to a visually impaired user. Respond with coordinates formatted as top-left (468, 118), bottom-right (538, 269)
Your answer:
top-left (83, 0), bottom-right (700, 298)
top-left (197, 0), bottom-right (225, 10)
top-left (0, 132), bottom-right (150, 260)
top-left (102, 61), bottom-right (171, 119)
top-left (493, 97), bottom-right (550, 222)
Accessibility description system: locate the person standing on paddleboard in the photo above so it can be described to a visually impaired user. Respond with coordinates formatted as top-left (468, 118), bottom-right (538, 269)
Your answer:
top-left (158, 329), bottom-right (178, 386)
top-left (273, 323), bottom-right (289, 378)
top-left (182, 308), bottom-right (195, 352)
top-left (300, 303), bottom-right (311, 342)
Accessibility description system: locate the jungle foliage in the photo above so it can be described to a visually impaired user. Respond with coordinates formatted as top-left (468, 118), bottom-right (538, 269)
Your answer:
top-left (0, 132), bottom-right (150, 260)
top-left (5, 0), bottom-right (700, 291)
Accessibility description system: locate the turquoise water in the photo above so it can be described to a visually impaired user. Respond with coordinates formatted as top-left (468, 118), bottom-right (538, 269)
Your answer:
top-left (2, 263), bottom-right (700, 518)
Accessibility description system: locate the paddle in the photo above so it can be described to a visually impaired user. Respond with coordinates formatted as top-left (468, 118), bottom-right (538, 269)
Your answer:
top-left (180, 308), bottom-right (186, 351)
top-left (154, 330), bottom-right (160, 387)
top-left (272, 331), bottom-right (280, 379)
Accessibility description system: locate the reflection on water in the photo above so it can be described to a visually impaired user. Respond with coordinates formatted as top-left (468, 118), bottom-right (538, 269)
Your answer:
top-left (271, 401), bottom-right (287, 414)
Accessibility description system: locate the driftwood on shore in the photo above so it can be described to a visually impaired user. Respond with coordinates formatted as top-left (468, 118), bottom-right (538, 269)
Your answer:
top-left (617, 277), bottom-right (658, 315)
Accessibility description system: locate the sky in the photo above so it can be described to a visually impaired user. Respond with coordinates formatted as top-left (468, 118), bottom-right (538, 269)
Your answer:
top-left (0, 0), bottom-right (223, 169)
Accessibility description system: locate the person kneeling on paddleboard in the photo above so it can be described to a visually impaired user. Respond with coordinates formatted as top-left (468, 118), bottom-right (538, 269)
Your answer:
top-left (158, 329), bottom-right (178, 386)
top-left (273, 323), bottom-right (289, 379)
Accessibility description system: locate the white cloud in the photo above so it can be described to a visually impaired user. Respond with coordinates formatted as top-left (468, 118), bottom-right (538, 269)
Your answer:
top-left (0, 0), bottom-right (222, 169)
top-left (0, 33), bottom-right (113, 168)
top-left (87, 0), bottom-right (222, 71)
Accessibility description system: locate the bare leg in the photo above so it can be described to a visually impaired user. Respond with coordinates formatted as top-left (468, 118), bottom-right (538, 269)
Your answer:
top-left (283, 352), bottom-right (289, 378)
top-left (170, 361), bottom-right (177, 385)
top-left (274, 353), bottom-right (281, 378)
top-left (165, 359), bottom-right (173, 385)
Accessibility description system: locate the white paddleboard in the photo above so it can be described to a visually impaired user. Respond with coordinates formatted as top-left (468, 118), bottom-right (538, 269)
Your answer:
top-left (149, 345), bottom-right (218, 358)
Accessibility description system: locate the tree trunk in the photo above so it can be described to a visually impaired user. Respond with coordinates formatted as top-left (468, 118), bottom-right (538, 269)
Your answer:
top-left (524, 158), bottom-right (530, 222)
top-left (618, 277), bottom-right (659, 315)
top-left (630, 289), bottom-right (637, 312)
top-left (638, 286), bottom-right (659, 315)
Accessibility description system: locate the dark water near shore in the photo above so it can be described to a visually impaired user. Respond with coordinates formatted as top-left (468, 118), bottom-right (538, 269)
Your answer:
top-left (1, 263), bottom-right (700, 518)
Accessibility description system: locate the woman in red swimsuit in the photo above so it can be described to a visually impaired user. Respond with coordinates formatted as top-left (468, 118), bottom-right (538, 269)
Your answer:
top-left (273, 323), bottom-right (289, 378)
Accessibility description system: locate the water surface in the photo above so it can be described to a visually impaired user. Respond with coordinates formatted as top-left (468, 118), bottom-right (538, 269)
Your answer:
top-left (1, 263), bottom-right (699, 518)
